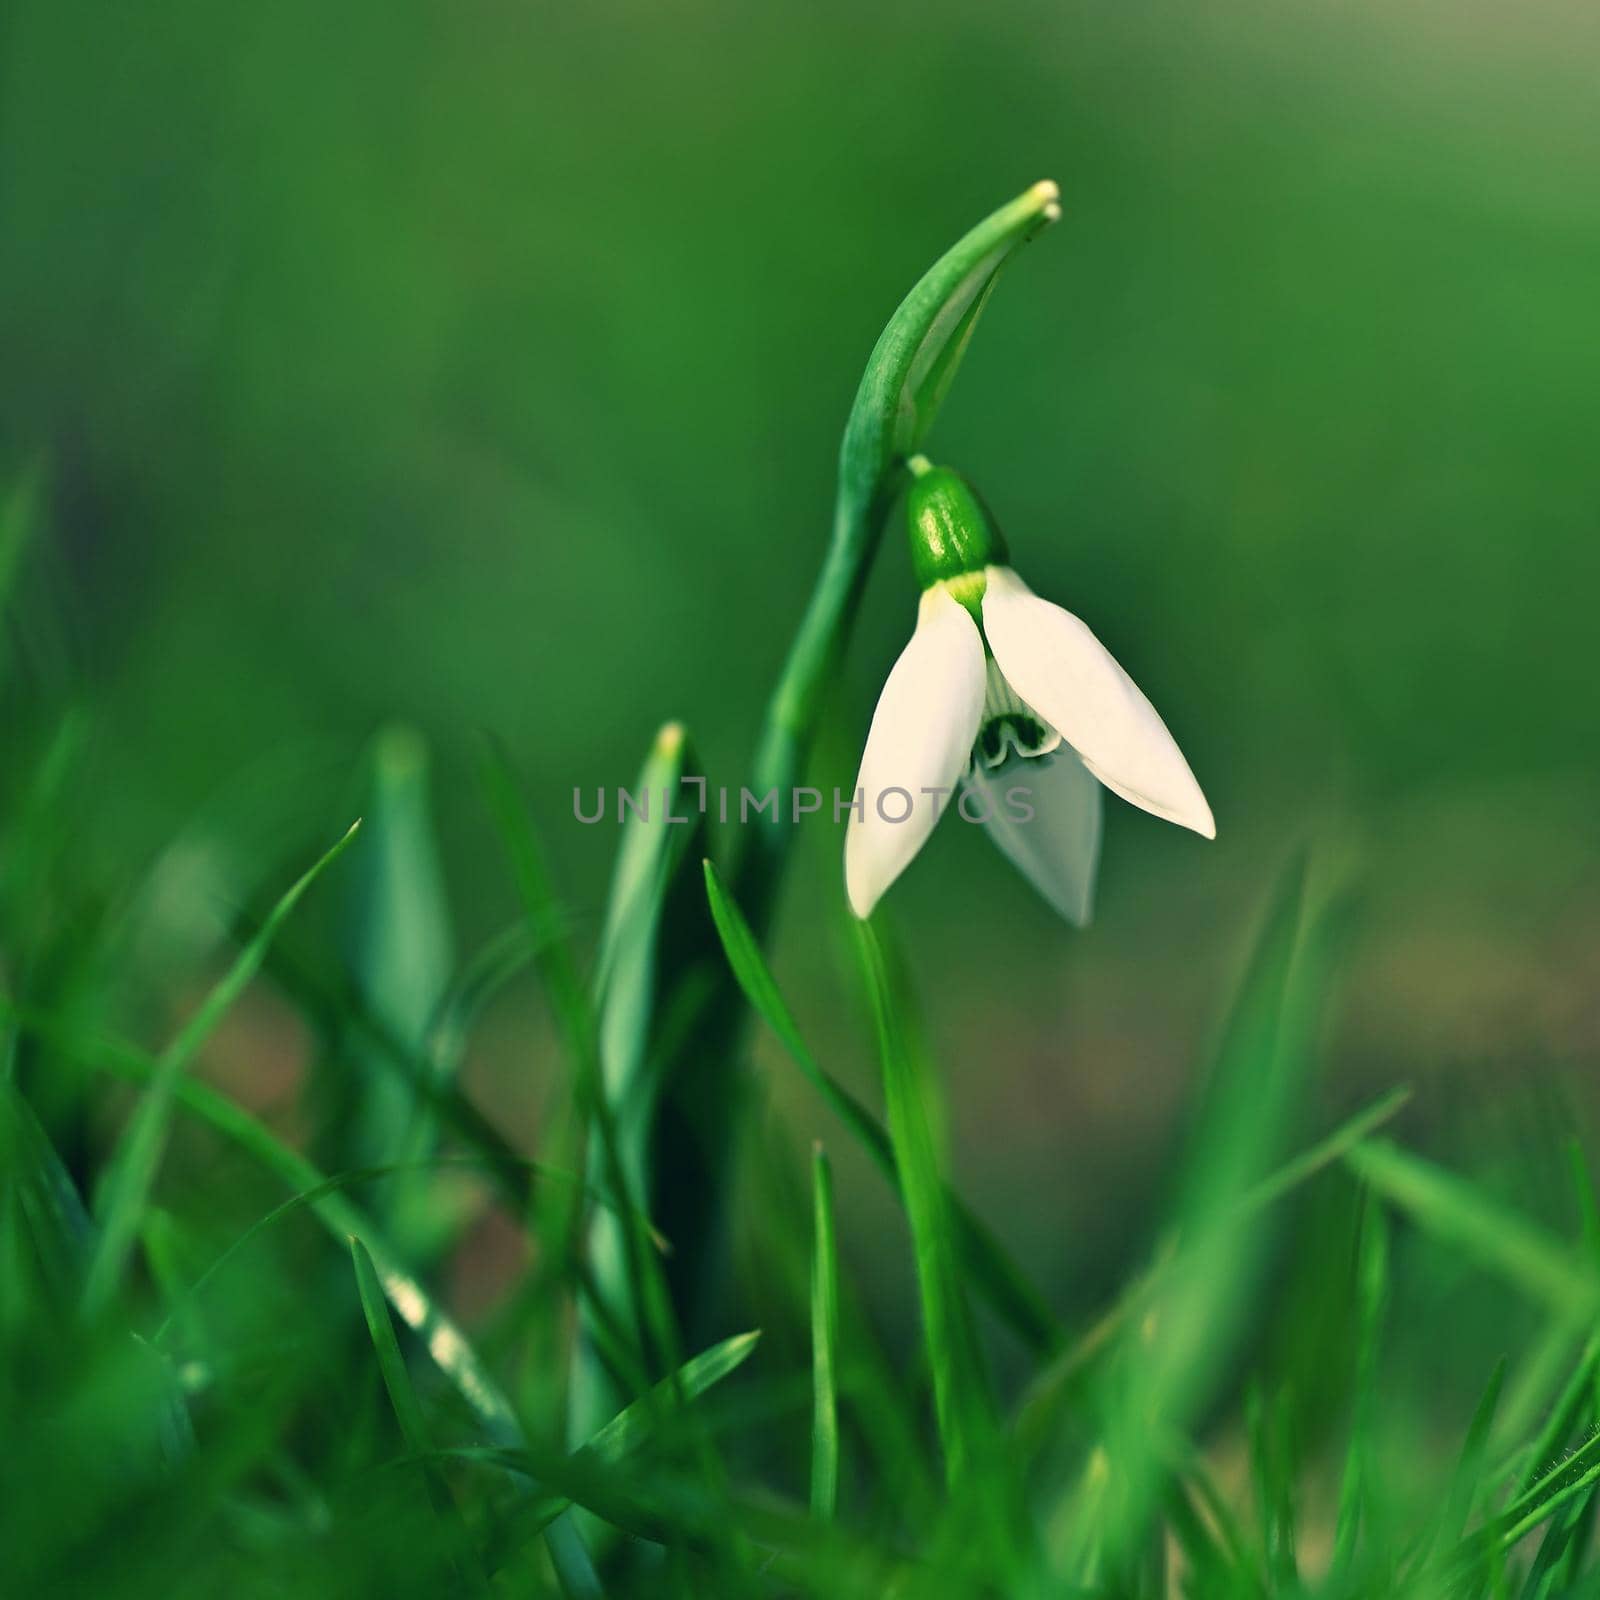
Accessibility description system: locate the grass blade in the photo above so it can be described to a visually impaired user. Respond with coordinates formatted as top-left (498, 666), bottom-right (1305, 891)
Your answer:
top-left (0, 1081), bottom-right (94, 1307)
top-left (488, 1331), bottom-right (762, 1556)
top-left (585, 1330), bottom-right (760, 1464)
top-left (83, 821), bottom-right (361, 1315)
top-left (351, 1235), bottom-right (488, 1598)
top-left (1509, 1334), bottom-right (1600, 1502)
top-left (81, 1001), bottom-right (617, 1588)
top-left (1331, 1194), bottom-right (1390, 1576)
top-left (478, 739), bottom-right (688, 1496)
top-left (576, 722), bottom-right (710, 1441)
top-left (1437, 1355), bottom-right (1509, 1553)
top-left (1568, 1140), bottom-right (1600, 1271)
top-left (476, 737), bottom-right (596, 1096)
top-left (341, 728), bottom-right (454, 1248)
top-left (1522, 1488), bottom-right (1599, 1600)
top-left (704, 857), bottom-right (1061, 1355)
top-left (1344, 1138), bottom-right (1600, 1317)
top-left (1018, 1084), bottom-right (1411, 1439)
top-left (854, 918), bottom-right (989, 1490)
top-left (18, 1005), bottom-right (522, 1441)
top-left (151, 1155), bottom-right (663, 1353)
top-left (259, 933), bottom-right (540, 1220)
top-left (1248, 1381), bottom-right (1299, 1590)
top-left (1078, 855), bottom-right (1323, 1577)
top-left (810, 1145), bottom-right (840, 1522)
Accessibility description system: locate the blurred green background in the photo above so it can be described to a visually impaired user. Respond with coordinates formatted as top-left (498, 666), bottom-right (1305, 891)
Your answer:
top-left (3, 0), bottom-right (1598, 1330)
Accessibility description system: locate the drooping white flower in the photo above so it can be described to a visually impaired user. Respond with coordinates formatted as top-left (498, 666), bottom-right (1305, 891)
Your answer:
top-left (845, 461), bottom-right (1213, 922)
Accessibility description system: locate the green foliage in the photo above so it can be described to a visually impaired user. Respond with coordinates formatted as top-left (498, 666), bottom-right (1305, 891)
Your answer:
top-left (704, 856), bottom-right (1062, 1353)
top-left (83, 819), bottom-right (363, 1317)
top-left (1, 123), bottom-right (1597, 1600)
top-left (6, 739), bottom-right (1600, 1597)
top-left (809, 1146), bottom-right (840, 1523)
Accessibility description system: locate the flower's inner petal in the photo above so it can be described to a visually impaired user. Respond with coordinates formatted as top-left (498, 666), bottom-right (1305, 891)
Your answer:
top-left (971, 655), bottom-right (1062, 771)
top-left (963, 745), bottom-right (1102, 926)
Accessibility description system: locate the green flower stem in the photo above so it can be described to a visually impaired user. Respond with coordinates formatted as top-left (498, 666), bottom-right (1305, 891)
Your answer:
top-left (650, 183), bottom-right (1059, 1348)
top-left (732, 179), bottom-right (1060, 933)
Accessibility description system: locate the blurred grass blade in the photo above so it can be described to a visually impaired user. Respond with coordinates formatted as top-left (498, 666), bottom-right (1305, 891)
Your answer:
top-left (0, 706), bottom-right (92, 1084)
top-left (476, 736), bottom-right (595, 1084)
top-left (1232, 1085), bottom-right (1412, 1224)
top-left (1344, 1138), bottom-right (1599, 1317)
top-left (575, 722), bottom-right (711, 1442)
top-left (83, 821), bottom-right (361, 1315)
top-left (1, 1078), bottom-right (194, 1468)
top-left (1085, 854), bottom-right (1325, 1573)
top-left (810, 1145), bottom-right (840, 1522)
top-left (1018, 1083), bottom-right (1410, 1444)
top-left (72, 1001), bottom-right (604, 1587)
top-left (476, 733), bottom-right (602, 1351)
top-left (854, 917), bottom-right (990, 1490)
top-left (1434, 1421), bottom-right (1600, 1583)
top-left (430, 921), bottom-right (534, 1065)
top-left (30, 1005), bottom-right (525, 1444)
top-left (543, 1521), bottom-right (605, 1599)
top-left (478, 738), bottom-right (679, 1430)
top-left (152, 1155), bottom-right (665, 1352)
top-left (1248, 1382), bottom-right (1299, 1590)
top-left (585, 1330), bottom-right (760, 1464)
top-left (351, 1235), bottom-right (489, 1599)
top-left (1498, 1428), bottom-right (1600, 1541)
top-left (1523, 1489), bottom-right (1598, 1600)
top-left (1331, 1194), bottom-right (1389, 1575)
top-left (1170, 1442), bottom-right (1254, 1577)
top-left (1163, 1480), bottom-right (1232, 1591)
top-left (1434, 1355), bottom-right (1507, 1556)
top-left (258, 934), bottom-right (540, 1221)
top-left (1508, 1334), bottom-right (1600, 1500)
top-left (1571, 1141), bottom-right (1600, 1269)
top-left (0, 1081), bottom-right (94, 1307)
top-left (216, 1119), bottom-right (521, 1440)
top-left (490, 1331), bottom-right (761, 1553)
top-left (593, 722), bottom-right (698, 997)
top-left (341, 729), bottom-right (454, 1248)
top-left (704, 858), bottom-right (1061, 1354)
top-left (1496, 1447), bottom-right (1600, 1561)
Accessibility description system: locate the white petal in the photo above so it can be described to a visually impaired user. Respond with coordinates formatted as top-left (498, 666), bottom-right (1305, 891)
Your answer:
top-left (964, 747), bottom-right (1102, 926)
top-left (981, 566), bottom-right (1215, 838)
top-left (845, 587), bottom-right (987, 918)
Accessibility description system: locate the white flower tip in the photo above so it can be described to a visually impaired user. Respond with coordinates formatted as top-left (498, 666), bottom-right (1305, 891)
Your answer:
top-left (1030, 179), bottom-right (1061, 208)
top-left (1179, 788), bottom-right (1217, 840)
top-left (1144, 782), bottom-right (1214, 840)
top-left (843, 836), bottom-right (883, 921)
top-left (654, 721), bottom-right (686, 758)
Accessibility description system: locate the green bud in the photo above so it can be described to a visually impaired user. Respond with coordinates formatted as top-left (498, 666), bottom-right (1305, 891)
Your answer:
top-left (906, 459), bottom-right (1010, 595)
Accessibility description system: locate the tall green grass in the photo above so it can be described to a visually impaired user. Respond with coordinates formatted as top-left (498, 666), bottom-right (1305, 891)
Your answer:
top-left (6, 709), bottom-right (1600, 1595)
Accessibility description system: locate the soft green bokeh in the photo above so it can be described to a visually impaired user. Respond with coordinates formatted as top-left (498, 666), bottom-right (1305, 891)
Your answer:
top-left (3, 0), bottom-right (1598, 1335)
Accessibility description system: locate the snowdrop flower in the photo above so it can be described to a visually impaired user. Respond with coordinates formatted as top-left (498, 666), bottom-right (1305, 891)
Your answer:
top-left (845, 459), bottom-right (1214, 923)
